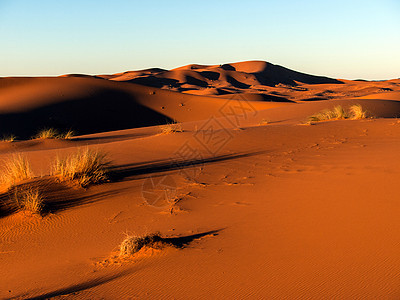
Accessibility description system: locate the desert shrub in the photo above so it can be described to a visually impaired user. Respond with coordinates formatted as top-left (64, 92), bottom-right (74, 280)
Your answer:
top-left (119, 233), bottom-right (163, 257)
top-left (53, 148), bottom-right (109, 187)
top-left (349, 104), bottom-right (368, 119)
top-left (13, 187), bottom-right (43, 214)
top-left (308, 104), bottom-right (368, 123)
top-left (1, 154), bottom-right (32, 188)
top-left (34, 128), bottom-right (59, 139)
top-left (58, 130), bottom-right (75, 139)
top-left (1, 135), bottom-right (16, 142)
top-left (34, 128), bottom-right (76, 140)
top-left (308, 105), bottom-right (347, 122)
top-left (160, 122), bottom-right (183, 134)
top-left (332, 105), bottom-right (348, 119)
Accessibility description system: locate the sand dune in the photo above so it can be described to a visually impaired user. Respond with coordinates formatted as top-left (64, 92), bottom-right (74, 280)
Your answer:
top-left (99, 60), bottom-right (399, 101)
top-left (1, 61), bottom-right (400, 298)
top-left (0, 77), bottom-right (173, 138)
top-left (1, 61), bottom-right (399, 138)
top-left (0, 74), bottom-right (286, 138)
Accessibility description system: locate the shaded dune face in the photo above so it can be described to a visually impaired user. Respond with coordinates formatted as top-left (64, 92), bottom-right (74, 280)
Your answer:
top-left (0, 77), bottom-right (174, 139)
top-left (0, 91), bottom-right (172, 139)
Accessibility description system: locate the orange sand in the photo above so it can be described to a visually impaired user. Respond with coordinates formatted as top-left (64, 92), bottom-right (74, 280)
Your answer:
top-left (1, 61), bottom-right (400, 299)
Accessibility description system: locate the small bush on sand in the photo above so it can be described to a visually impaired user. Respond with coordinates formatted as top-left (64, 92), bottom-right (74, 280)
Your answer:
top-left (34, 128), bottom-right (60, 139)
top-left (349, 104), bottom-right (368, 119)
top-left (1, 135), bottom-right (16, 142)
top-left (14, 187), bottom-right (43, 214)
top-left (308, 105), bottom-right (348, 122)
top-left (34, 128), bottom-right (75, 140)
top-left (58, 130), bottom-right (75, 139)
top-left (119, 233), bottom-right (164, 257)
top-left (332, 105), bottom-right (348, 119)
top-left (53, 148), bottom-right (109, 187)
top-left (308, 104), bottom-right (368, 123)
top-left (160, 122), bottom-right (183, 134)
top-left (1, 154), bottom-right (32, 188)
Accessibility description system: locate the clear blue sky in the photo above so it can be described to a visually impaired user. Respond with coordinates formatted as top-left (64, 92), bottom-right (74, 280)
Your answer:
top-left (0, 0), bottom-right (399, 79)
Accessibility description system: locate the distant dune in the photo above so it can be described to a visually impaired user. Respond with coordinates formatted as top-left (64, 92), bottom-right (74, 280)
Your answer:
top-left (99, 60), bottom-right (344, 95)
top-left (98, 60), bottom-right (399, 101)
top-left (0, 60), bottom-right (399, 138)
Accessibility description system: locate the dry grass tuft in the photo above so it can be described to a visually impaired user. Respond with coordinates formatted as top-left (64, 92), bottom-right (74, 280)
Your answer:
top-left (34, 128), bottom-right (75, 140)
top-left (53, 148), bottom-right (109, 187)
top-left (58, 130), bottom-right (75, 139)
top-left (34, 128), bottom-right (59, 139)
top-left (349, 104), bottom-right (368, 119)
top-left (160, 122), bottom-right (183, 134)
top-left (13, 187), bottom-right (44, 214)
top-left (119, 233), bottom-right (164, 257)
top-left (1, 154), bottom-right (33, 188)
top-left (1, 135), bottom-right (17, 142)
top-left (308, 105), bottom-right (348, 122)
top-left (308, 104), bottom-right (369, 123)
top-left (332, 105), bottom-right (348, 119)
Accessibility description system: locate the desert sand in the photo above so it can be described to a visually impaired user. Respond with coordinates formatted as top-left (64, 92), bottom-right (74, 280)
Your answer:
top-left (1, 61), bottom-right (400, 299)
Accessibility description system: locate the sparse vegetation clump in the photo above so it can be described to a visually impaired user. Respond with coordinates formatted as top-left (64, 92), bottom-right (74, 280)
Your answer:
top-left (1, 154), bottom-right (32, 188)
top-left (349, 104), bottom-right (368, 119)
top-left (308, 105), bottom-right (348, 122)
top-left (160, 122), bottom-right (183, 134)
top-left (1, 135), bottom-right (17, 142)
top-left (58, 130), bottom-right (75, 139)
top-left (13, 187), bottom-right (44, 215)
top-left (34, 128), bottom-right (59, 139)
top-left (119, 233), bottom-right (164, 257)
top-left (33, 128), bottom-right (75, 140)
top-left (53, 148), bottom-right (109, 187)
top-left (308, 104), bottom-right (369, 123)
top-left (332, 105), bottom-right (349, 119)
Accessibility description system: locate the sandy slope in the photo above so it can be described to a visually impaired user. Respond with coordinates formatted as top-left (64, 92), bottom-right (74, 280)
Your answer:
top-left (1, 62), bottom-right (400, 299)
top-left (2, 118), bottom-right (400, 299)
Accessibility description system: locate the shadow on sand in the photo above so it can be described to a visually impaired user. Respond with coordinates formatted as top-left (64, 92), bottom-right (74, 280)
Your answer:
top-left (0, 178), bottom-right (129, 219)
top-left (22, 267), bottom-right (136, 300)
top-left (109, 150), bottom-right (267, 182)
top-left (0, 151), bottom-right (265, 218)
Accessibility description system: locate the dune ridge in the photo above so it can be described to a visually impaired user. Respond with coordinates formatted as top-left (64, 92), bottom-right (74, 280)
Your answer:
top-left (97, 60), bottom-right (399, 101)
